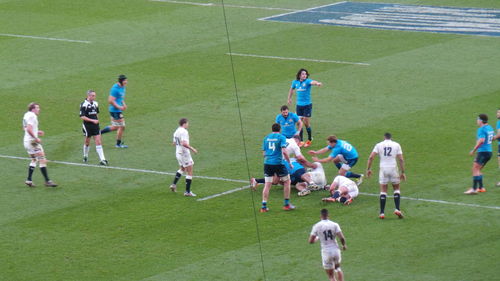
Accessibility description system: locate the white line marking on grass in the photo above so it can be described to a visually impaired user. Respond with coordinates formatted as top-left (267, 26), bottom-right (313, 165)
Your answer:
top-left (258, 1), bottom-right (347, 21)
top-left (0, 33), bottom-right (91, 44)
top-left (150, 0), bottom-right (296, 11)
top-left (3, 154), bottom-right (498, 210)
top-left (227, 52), bottom-right (370, 66)
top-left (197, 185), bottom-right (251, 201)
top-left (0, 154), bottom-right (247, 184)
top-left (359, 192), bottom-right (500, 210)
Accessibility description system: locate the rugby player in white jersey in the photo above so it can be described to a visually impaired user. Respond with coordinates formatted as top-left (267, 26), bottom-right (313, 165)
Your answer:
top-left (23, 103), bottom-right (57, 187)
top-left (322, 175), bottom-right (359, 205)
top-left (309, 208), bottom-right (347, 281)
top-left (170, 118), bottom-right (198, 197)
top-left (366, 132), bottom-right (406, 219)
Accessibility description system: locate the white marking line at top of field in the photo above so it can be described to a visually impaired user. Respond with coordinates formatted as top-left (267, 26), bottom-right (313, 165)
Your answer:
top-left (2, 154), bottom-right (498, 210)
top-left (0, 33), bottom-right (91, 44)
top-left (149, 0), bottom-right (297, 11)
top-left (227, 52), bottom-right (370, 66)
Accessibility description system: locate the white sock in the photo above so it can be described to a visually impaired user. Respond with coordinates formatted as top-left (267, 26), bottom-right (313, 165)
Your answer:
top-left (96, 145), bottom-right (105, 161)
top-left (83, 145), bottom-right (90, 157)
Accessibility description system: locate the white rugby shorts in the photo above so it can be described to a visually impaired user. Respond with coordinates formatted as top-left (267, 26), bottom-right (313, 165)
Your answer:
top-left (379, 166), bottom-right (400, 184)
top-left (321, 248), bottom-right (341, 270)
top-left (24, 140), bottom-right (44, 155)
top-left (176, 152), bottom-right (194, 168)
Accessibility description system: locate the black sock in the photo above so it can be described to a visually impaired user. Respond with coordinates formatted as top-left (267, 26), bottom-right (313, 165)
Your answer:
top-left (173, 172), bottom-right (182, 184)
top-left (299, 129), bottom-right (304, 142)
top-left (394, 193), bottom-right (401, 210)
top-left (306, 127), bottom-right (312, 141)
top-left (186, 178), bottom-right (192, 193)
top-left (40, 167), bottom-right (50, 182)
top-left (27, 165), bottom-right (35, 181)
top-left (256, 178), bottom-right (265, 184)
top-left (478, 175), bottom-right (483, 188)
top-left (380, 194), bottom-right (386, 214)
top-left (116, 139), bottom-right (121, 146)
top-left (473, 176), bottom-right (480, 190)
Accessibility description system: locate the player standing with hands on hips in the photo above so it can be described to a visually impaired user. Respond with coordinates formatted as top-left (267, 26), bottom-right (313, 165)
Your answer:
top-left (288, 68), bottom-right (322, 148)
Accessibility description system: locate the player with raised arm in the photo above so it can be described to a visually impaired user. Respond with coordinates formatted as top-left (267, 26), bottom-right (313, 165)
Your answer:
top-left (23, 103), bottom-right (57, 187)
top-left (309, 208), bottom-right (347, 281)
top-left (170, 118), bottom-right (198, 197)
top-left (100, 74), bottom-right (129, 148)
top-left (80, 90), bottom-right (108, 166)
top-left (366, 133), bottom-right (406, 219)
top-left (309, 135), bottom-right (363, 184)
top-left (260, 123), bottom-right (295, 212)
top-left (288, 68), bottom-right (322, 147)
top-left (464, 114), bottom-right (494, 194)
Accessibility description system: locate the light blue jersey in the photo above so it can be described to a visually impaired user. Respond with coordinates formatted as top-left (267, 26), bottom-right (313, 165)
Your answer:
top-left (476, 125), bottom-right (494, 152)
top-left (284, 158), bottom-right (304, 174)
top-left (109, 83), bottom-right (126, 112)
top-left (291, 79), bottom-right (313, 106)
top-left (263, 133), bottom-right (288, 165)
top-left (276, 112), bottom-right (300, 138)
top-left (328, 140), bottom-right (358, 159)
top-left (497, 120), bottom-right (500, 142)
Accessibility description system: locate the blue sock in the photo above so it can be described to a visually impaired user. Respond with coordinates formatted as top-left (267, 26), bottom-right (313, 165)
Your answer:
top-left (284, 199), bottom-right (290, 206)
top-left (473, 176), bottom-right (481, 190)
top-left (332, 190), bottom-right (340, 199)
top-left (101, 126), bottom-right (111, 134)
top-left (478, 175), bottom-right (483, 188)
top-left (306, 127), bottom-right (312, 141)
top-left (262, 201), bottom-right (267, 208)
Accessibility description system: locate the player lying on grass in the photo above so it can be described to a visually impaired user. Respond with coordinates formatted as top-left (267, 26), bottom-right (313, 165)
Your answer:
top-left (322, 175), bottom-right (359, 205)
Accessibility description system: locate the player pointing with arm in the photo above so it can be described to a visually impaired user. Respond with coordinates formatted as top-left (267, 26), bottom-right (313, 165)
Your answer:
top-left (309, 208), bottom-right (347, 281)
top-left (288, 68), bottom-right (322, 147)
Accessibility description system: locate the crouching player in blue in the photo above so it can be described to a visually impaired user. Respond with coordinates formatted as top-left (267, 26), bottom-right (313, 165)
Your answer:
top-left (284, 158), bottom-right (319, 197)
top-left (261, 123), bottom-right (295, 212)
top-left (309, 135), bottom-right (364, 185)
top-left (464, 114), bottom-right (495, 194)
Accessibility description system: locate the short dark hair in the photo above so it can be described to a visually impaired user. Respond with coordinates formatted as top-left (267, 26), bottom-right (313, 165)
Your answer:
top-left (384, 132), bottom-right (392, 139)
top-left (327, 135), bottom-right (338, 144)
top-left (179, 118), bottom-right (188, 126)
top-left (478, 114), bottom-right (488, 123)
top-left (296, 68), bottom-right (309, 80)
top-left (27, 102), bottom-right (39, 111)
top-left (280, 105), bottom-right (289, 111)
top-left (272, 123), bottom-right (281, 132)
top-left (118, 74), bottom-right (127, 84)
top-left (320, 208), bottom-right (329, 218)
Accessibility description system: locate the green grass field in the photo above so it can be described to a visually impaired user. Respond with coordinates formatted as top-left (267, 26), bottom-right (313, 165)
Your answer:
top-left (1, 0), bottom-right (499, 280)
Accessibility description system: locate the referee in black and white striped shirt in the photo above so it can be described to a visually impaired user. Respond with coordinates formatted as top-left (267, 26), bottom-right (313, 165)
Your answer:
top-left (80, 90), bottom-right (108, 165)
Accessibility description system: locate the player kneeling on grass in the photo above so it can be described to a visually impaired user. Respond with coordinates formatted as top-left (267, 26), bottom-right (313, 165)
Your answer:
top-left (322, 175), bottom-right (358, 205)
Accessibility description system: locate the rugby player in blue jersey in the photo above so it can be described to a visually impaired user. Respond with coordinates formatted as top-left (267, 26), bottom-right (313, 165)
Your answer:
top-left (276, 105), bottom-right (302, 139)
top-left (287, 68), bottom-right (322, 147)
top-left (101, 74), bottom-right (128, 148)
top-left (464, 114), bottom-right (495, 194)
top-left (496, 109), bottom-right (500, 187)
top-left (261, 123), bottom-right (295, 212)
top-left (309, 135), bottom-right (364, 184)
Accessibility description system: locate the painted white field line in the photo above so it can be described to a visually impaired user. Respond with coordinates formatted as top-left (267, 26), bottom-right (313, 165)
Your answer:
top-left (0, 154), bottom-right (247, 184)
top-left (197, 185), bottom-right (251, 201)
top-left (258, 1), bottom-right (347, 21)
top-left (3, 154), bottom-right (498, 210)
top-left (0, 33), bottom-right (91, 44)
top-left (150, 0), bottom-right (296, 11)
top-left (227, 52), bottom-right (370, 66)
top-left (359, 192), bottom-right (500, 210)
